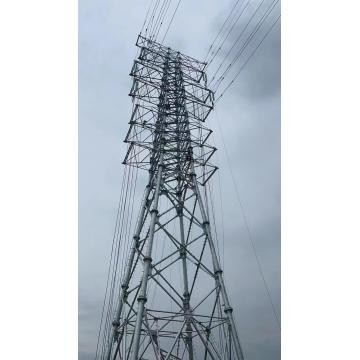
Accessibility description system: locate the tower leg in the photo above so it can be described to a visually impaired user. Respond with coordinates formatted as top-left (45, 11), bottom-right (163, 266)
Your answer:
top-left (178, 204), bottom-right (194, 360)
top-left (106, 175), bottom-right (154, 360)
top-left (130, 154), bottom-right (164, 360)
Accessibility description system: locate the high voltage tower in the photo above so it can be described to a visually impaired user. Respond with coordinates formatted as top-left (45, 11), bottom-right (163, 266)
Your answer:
top-left (99, 35), bottom-right (245, 360)
top-left (95, 1), bottom-right (281, 358)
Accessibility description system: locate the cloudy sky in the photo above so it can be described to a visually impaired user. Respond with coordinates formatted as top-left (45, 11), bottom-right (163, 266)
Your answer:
top-left (79, 0), bottom-right (280, 359)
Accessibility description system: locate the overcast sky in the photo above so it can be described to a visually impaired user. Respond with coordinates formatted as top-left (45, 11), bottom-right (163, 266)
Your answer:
top-left (79, 1), bottom-right (280, 359)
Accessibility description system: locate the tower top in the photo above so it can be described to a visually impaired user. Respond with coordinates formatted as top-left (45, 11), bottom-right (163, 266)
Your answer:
top-left (124, 35), bottom-right (217, 185)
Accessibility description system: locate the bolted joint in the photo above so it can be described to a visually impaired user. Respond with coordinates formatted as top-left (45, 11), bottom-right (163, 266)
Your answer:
top-left (121, 290), bottom-right (128, 300)
top-left (121, 282), bottom-right (129, 291)
top-left (203, 220), bottom-right (210, 226)
top-left (143, 255), bottom-right (152, 263)
top-left (150, 208), bottom-right (159, 215)
top-left (214, 268), bottom-right (223, 275)
top-left (137, 295), bottom-right (147, 303)
top-left (112, 320), bottom-right (120, 327)
top-left (179, 245), bottom-right (186, 258)
top-left (134, 235), bottom-right (140, 249)
top-left (224, 306), bottom-right (233, 314)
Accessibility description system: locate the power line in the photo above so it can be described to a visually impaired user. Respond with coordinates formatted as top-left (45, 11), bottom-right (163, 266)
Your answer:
top-left (101, 165), bottom-right (134, 355)
top-left (97, 160), bottom-right (139, 359)
top-left (204, 0), bottom-right (243, 62)
top-left (97, 164), bottom-right (130, 358)
top-left (140, 0), bottom-right (156, 35)
top-left (147, 0), bottom-right (162, 38)
top-left (206, 0), bottom-right (251, 67)
top-left (161, 0), bottom-right (183, 44)
top-left (214, 108), bottom-right (281, 330)
top-left (208, 0), bottom-right (267, 85)
top-left (94, 167), bottom-right (128, 360)
top-left (212, 0), bottom-right (279, 92)
top-left (215, 14), bottom-right (280, 102)
top-left (151, 0), bottom-right (172, 41)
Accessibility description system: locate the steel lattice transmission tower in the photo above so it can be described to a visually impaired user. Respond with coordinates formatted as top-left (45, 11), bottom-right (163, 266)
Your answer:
top-left (104, 35), bottom-right (244, 360)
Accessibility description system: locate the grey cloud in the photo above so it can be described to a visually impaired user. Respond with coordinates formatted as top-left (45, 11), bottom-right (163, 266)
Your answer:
top-left (206, 2), bottom-right (281, 99)
top-left (79, 0), bottom-right (280, 359)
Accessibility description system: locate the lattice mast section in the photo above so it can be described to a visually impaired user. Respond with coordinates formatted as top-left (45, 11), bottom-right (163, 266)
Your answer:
top-left (104, 35), bottom-right (244, 360)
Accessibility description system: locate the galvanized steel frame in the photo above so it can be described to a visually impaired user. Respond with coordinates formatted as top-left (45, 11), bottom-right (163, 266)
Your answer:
top-left (104, 35), bottom-right (244, 360)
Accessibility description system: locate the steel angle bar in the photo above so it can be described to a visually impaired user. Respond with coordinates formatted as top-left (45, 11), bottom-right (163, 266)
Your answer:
top-left (163, 321), bottom-right (186, 360)
top-left (192, 286), bottom-right (218, 311)
top-left (150, 276), bottom-right (183, 309)
top-left (191, 320), bottom-right (222, 360)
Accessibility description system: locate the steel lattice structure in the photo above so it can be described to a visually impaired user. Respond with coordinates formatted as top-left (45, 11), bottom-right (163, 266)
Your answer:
top-left (104, 35), bottom-right (244, 360)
